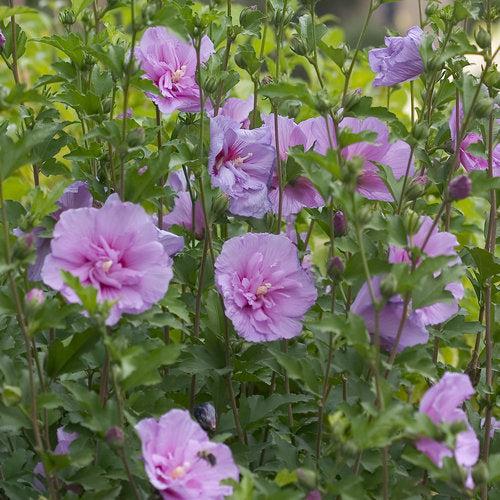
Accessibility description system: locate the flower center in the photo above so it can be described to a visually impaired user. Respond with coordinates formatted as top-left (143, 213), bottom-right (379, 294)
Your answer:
top-left (256, 282), bottom-right (272, 297)
top-left (232, 152), bottom-right (253, 166)
top-left (170, 465), bottom-right (186, 479)
top-left (171, 65), bottom-right (186, 83)
top-left (101, 259), bottom-right (113, 273)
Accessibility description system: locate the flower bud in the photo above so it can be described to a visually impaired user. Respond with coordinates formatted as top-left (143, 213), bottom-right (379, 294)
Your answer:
top-left (342, 157), bottom-right (363, 186)
top-left (194, 402), bottom-right (217, 433)
top-left (449, 420), bottom-right (467, 435)
top-left (138, 165), bottom-right (148, 176)
top-left (102, 98), bottom-right (113, 115)
top-left (425, 2), bottom-right (438, 16)
top-left (332, 210), bottom-right (347, 237)
top-left (283, 100), bottom-right (301, 119)
top-left (0, 30), bottom-right (5, 49)
top-left (239, 5), bottom-right (258, 28)
top-left (80, 53), bottom-right (95, 72)
top-left (306, 490), bottom-right (322, 500)
top-left (475, 28), bottom-right (491, 50)
top-left (203, 76), bottom-right (219, 95)
top-left (26, 288), bottom-right (45, 306)
top-left (448, 175), bottom-right (471, 201)
top-left (343, 90), bottom-right (362, 113)
top-left (313, 90), bottom-right (332, 115)
top-left (127, 128), bottom-right (145, 147)
top-left (404, 209), bottom-right (421, 236)
top-left (290, 35), bottom-right (308, 56)
top-left (327, 256), bottom-right (344, 281)
top-left (295, 468), bottom-right (317, 489)
top-left (380, 274), bottom-right (398, 299)
top-left (106, 426), bottom-right (125, 447)
top-left (59, 8), bottom-right (76, 26)
top-left (2, 385), bottom-right (22, 407)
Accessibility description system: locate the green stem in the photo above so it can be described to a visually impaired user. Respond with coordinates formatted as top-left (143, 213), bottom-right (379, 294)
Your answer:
top-left (119, 0), bottom-right (137, 198)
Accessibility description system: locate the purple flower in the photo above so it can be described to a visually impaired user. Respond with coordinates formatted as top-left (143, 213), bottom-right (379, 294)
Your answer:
top-left (164, 191), bottom-right (206, 239)
top-left (449, 103), bottom-right (500, 176)
top-left (215, 233), bottom-right (317, 342)
top-left (481, 417), bottom-right (500, 438)
top-left (135, 409), bottom-right (239, 499)
top-left (341, 117), bottom-right (415, 202)
top-left (53, 181), bottom-right (93, 221)
top-left (263, 114), bottom-right (324, 215)
top-left (388, 216), bottom-right (464, 325)
top-left (351, 275), bottom-right (429, 352)
top-left (34, 427), bottom-right (78, 490)
top-left (208, 116), bottom-right (275, 218)
top-left (416, 372), bottom-right (479, 489)
top-left (42, 194), bottom-right (173, 326)
top-left (117, 108), bottom-right (133, 119)
top-left (15, 182), bottom-right (93, 281)
top-left (156, 227), bottom-right (184, 256)
top-left (302, 116), bottom-right (414, 202)
top-left (333, 210), bottom-right (348, 237)
top-left (369, 26), bottom-right (424, 87)
top-left (135, 27), bottom-right (214, 114)
top-left (194, 402), bottom-right (217, 433)
top-left (0, 30), bottom-right (6, 49)
top-left (167, 170), bottom-right (188, 193)
top-left (218, 96), bottom-right (253, 129)
top-left (268, 175), bottom-right (324, 216)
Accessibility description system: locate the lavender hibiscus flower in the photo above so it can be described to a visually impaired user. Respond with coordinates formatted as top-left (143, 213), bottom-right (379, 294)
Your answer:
top-left (42, 194), bottom-right (173, 326)
top-left (135, 27), bottom-right (214, 114)
top-left (263, 114), bottom-right (324, 216)
top-left (15, 181), bottom-right (93, 281)
top-left (388, 216), bottom-right (464, 325)
top-left (135, 409), bottom-right (239, 499)
top-left (416, 372), bottom-right (479, 489)
top-left (301, 116), bottom-right (414, 202)
top-left (34, 427), bottom-right (78, 491)
top-left (369, 26), bottom-right (424, 87)
top-left (219, 96), bottom-right (253, 129)
top-left (208, 116), bottom-right (275, 218)
top-left (449, 102), bottom-right (500, 176)
top-left (215, 233), bottom-right (317, 342)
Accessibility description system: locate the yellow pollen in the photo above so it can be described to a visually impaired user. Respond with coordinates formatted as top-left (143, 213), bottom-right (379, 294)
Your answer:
top-left (171, 65), bottom-right (186, 83)
top-left (256, 282), bottom-right (272, 296)
top-left (170, 466), bottom-right (186, 479)
top-left (102, 260), bottom-right (113, 273)
top-left (233, 152), bottom-right (253, 166)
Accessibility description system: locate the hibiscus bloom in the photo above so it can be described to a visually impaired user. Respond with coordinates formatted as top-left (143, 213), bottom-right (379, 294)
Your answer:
top-left (416, 372), bottom-right (479, 489)
top-left (164, 191), bottom-right (206, 239)
top-left (351, 275), bottom-right (429, 352)
top-left (449, 102), bottom-right (500, 176)
top-left (135, 409), bottom-right (239, 499)
top-left (218, 96), bottom-right (253, 129)
top-left (263, 114), bottom-right (324, 216)
top-left (302, 116), bottom-right (414, 202)
top-left (135, 27), bottom-right (214, 114)
top-left (42, 194), bottom-right (173, 326)
top-left (208, 116), bottom-right (275, 218)
top-left (215, 233), bottom-right (317, 342)
top-left (15, 181), bottom-right (93, 281)
top-left (388, 216), bottom-right (464, 325)
top-left (368, 26), bottom-right (424, 87)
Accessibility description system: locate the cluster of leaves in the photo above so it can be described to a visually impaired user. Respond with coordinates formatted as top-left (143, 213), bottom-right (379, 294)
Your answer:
top-left (0, 0), bottom-right (498, 499)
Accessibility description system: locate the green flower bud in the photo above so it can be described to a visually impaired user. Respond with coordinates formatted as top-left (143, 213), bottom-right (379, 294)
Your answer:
top-left (380, 274), bottom-right (398, 299)
top-left (59, 8), bottom-right (76, 27)
top-left (472, 462), bottom-right (489, 485)
top-left (425, 2), bottom-right (438, 16)
top-left (313, 90), bottom-right (332, 114)
top-left (475, 28), bottom-right (491, 50)
top-left (2, 385), bottom-right (22, 407)
top-left (404, 209), bottom-right (421, 236)
top-left (296, 468), bottom-right (316, 489)
top-left (290, 35), bottom-right (308, 56)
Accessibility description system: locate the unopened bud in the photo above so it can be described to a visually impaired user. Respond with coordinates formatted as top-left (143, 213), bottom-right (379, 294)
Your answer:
top-left (290, 36), bottom-right (308, 56)
top-left (59, 8), bottom-right (76, 26)
top-left (106, 426), bottom-right (125, 447)
top-left (327, 256), bottom-right (344, 281)
top-left (404, 209), bottom-right (421, 236)
top-left (2, 385), bottom-right (22, 407)
top-left (296, 468), bottom-right (317, 489)
top-left (425, 2), bottom-right (438, 16)
top-left (448, 175), bottom-right (471, 201)
top-left (475, 28), bottom-right (491, 50)
top-left (194, 402), bottom-right (217, 433)
top-left (26, 288), bottom-right (45, 306)
top-left (0, 30), bottom-right (5, 49)
top-left (472, 462), bottom-right (489, 485)
top-left (313, 90), bottom-right (332, 115)
top-left (380, 274), bottom-right (398, 299)
top-left (306, 490), bottom-right (322, 500)
top-left (333, 210), bottom-right (347, 237)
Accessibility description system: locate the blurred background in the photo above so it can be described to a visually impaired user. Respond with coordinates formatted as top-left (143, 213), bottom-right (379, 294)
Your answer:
top-left (5, 0), bottom-right (429, 46)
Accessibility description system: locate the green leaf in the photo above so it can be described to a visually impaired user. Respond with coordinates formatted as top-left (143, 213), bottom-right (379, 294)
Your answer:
top-left (0, 6), bottom-right (37, 20)
top-left (46, 328), bottom-right (100, 378)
